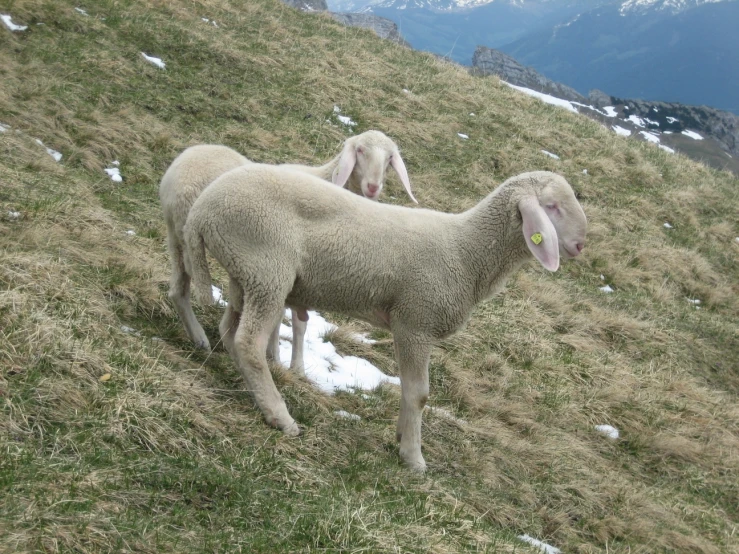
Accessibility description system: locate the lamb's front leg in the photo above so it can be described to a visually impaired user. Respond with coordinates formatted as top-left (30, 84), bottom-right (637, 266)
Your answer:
top-left (394, 332), bottom-right (432, 472)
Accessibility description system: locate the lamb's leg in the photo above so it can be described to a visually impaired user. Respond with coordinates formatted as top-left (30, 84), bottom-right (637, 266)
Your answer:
top-left (289, 309), bottom-right (307, 376)
top-left (394, 332), bottom-right (432, 472)
top-left (266, 309), bottom-right (284, 364)
top-left (232, 301), bottom-right (300, 436)
top-left (219, 276), bottom-right (243, 358)
top-left (167, 230), bottom-right (210, 350)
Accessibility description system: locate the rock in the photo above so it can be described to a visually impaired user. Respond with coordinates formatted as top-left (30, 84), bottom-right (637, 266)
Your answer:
top-left (588, 89), bottom-right (612, 108)
top-left (471, 46), bottom-right (586, 104)
top-left (282, 0), bottom-right (327, 12)
top-left (330, 13), bottom-right (409, 46)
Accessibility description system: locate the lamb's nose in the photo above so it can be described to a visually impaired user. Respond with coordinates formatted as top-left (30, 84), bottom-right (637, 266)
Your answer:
top-left (367, 183), bottom-right (379, 195)
top-left (575, 242), bottom-right (584, 254)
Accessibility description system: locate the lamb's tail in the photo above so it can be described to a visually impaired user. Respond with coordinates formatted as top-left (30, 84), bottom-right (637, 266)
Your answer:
top-left (183, 219), bottom-right (216, 307)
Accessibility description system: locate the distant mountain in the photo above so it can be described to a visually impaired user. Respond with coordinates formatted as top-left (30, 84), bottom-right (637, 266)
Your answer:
top-left (500, 0), bottom-right (739, 113)
top-left (365, 0), bottom-right (607, 63)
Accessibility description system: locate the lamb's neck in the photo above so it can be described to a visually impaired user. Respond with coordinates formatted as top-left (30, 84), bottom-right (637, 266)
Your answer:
top-left (456, 185), bottom-right (531, 303)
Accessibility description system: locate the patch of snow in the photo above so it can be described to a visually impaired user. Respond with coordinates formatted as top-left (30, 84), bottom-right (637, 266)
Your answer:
top-left (333, 106), bottom-right (356, 127)
top-left (603, 106), bottom-right (618, 117)
top-left (111, 160), bottom-right (120, 166)
top-left (663, 222), bottom-right (673, 229)
top-left (502, 82), bottom-right (577, 113)
top-left (34, 139), bottom-right (63, 162)
top-left (686, 298), bottom-right (701, 305)
top-left (1, 14), bottom-right (27, 31)
top-left (8, 211), bottom-right (21, 219)
top-left (613, 125), bottom-right (631, 137)
top-left (640, 131), bottom-right (660, 144)
top-left (659, 144), bottom-right (675, 154)
top-left (0, 122), bottom-right (9, 133)
top-left (201, 17), bottom-right (218, 27)
top-left (595, 424), bottom-right (619, 440)
top-left (627, 114), bottom-right (646, 127)
top-left (644, 117), bottom-right (659, 127)
top-left (652, 107), bottom-right (659, 113)
top-left (599, 285), bottom-right (614, 293)
top-left (125, 229), bottom-right (136, 236)
top-left (735, 237), bottom-right (739, 244)
top-left (402, 88), bottom-right (411, 94)
top-left (600, 274), bottom-right (605, 281)
top-left (726, 152), bottom-right (733, 158)
top-left (582, 169), bottom-right (588, 175)
top-left (278, 310), bottom-right (400, 395)
top-left (663, 130), bottom-right (673, 134)
top-left (211, 285), bottom-right (228, 307)
top-left (334, 410), bottom-right (361, 421)
top-left (666, 116), bottom-right (679, 124)
top-left (141, 52), bottom-right (165, 69)
top-left (458, 133), bottom-right (469, 139)
top-left (541, 150), bottom-right (560, 160)
top-left (120, 325), bottom-right (141, 336)
top-left (426, 406), bottom-right (466, 425)
top-left (351, 333), bottom-right (377, 345)
top-left (105, 166), bottom-right (122, 182)
top-left (682, 130), bottom-right (703, 140)
top-left (74, 7), bottom-right (89, 16)
top-left (469, 112), bottom-right (475, 116)
top-left (518, 534), bottom-right (561, 554)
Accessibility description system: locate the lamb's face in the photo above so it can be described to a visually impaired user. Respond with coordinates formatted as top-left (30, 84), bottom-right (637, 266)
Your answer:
top-left (539, 176), bottom-right (588, 260)
top-left (353, 143), bottom-right (392, 201)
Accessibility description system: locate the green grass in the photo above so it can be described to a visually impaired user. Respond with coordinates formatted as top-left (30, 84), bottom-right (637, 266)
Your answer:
top-left (1, 0), bottom-right (738, 552)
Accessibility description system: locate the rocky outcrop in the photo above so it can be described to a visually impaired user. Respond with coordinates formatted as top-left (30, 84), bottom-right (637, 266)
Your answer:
top-left (282, 0), bottom-right (328, 12)
top-left (330, 13), bottom-right (410, 46)
top-left (588, 89), bottom-right (612, 108)
top-left (613, 97), bottom-right (739, 155)
top-left (471, 46), bottom-right (586, 103)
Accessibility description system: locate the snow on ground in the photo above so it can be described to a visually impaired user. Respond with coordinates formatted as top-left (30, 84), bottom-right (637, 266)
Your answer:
top-left (541, 150), bottom-right (560, 160)
top-left (599, 285), bottom-right (614, 293)
top-left (626, 114), bottom-right (646, 127)
top-left (663, 222), bottom-right (673, 229)
top-left (211, 285), bottom-right (228, 307)
top-left (334, 410), bottom-right (361, 421)
top-left (666, 116), bottom-right (679, 124)
top-left (105, 162), bottom-right (123, 182)
top-left (682, 130), bottom-right (703, 140)
top-left (502, 82), bottom-right (577, 114)
top-left (603, 106), bottom-right (618, 117)
top-left (1, 14), bottom-right (27, 31)
top-left (659, 144), bottom-right (675, 154)
top-left (278, 310), bottom-right (400, 395)
top-left (686, 298), bottom-right (701, 305)
top-left (639, 131), bottom-right (660, 144)
top-left (0, 122), bottom-right (8, 132)
top-left (35, 139), bottom-right (63, 162)
top-left (595, 424), bottom-right (619, 440)
top-left (74, 7), bottom-right (89, 16)
top-left (457, 133), bottom-right (469, 139)
top-left (518, 534), bottom-right (561, 554)
top-left (201, 17), bottom-right (218, 27)
top-left (644, 117), bottom-right (659, 127)
top-left (613, 125), bottom-right (631, 137)
top-left (125, 230), bottom-right (136, 236)
top-left (333, 105), bottom-right (357, 127)
top-left (141, 53), bottom-right (166, 69)
top-left (120, 325), bottom-right (141, 336)
top-left (8, 211), bottom-right (21, 219)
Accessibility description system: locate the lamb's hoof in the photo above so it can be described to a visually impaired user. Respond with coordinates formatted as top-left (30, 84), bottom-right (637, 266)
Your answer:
top-left (400, 451), bottom-right (426, 472)
top-left (194, 338), bottom-right (211, 351)
top-left (290, 365), bottom-right (306, 377)
top-left (281, 420), bottom-right (301, 437)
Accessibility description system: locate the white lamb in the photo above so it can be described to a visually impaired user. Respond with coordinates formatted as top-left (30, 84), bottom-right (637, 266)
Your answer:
top-left (159, 131), bottom-right (416, 356)
top-left (184, 167), bottom-right (587, 471)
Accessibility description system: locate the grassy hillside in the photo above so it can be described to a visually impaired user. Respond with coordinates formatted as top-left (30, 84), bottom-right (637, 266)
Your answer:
top-left (1, 0), bottom-right (737, 552)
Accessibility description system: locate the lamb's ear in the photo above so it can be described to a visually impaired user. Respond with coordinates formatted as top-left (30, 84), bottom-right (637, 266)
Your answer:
top-left (332, 144), bottom-right (357, 188)
top-left (390, 152), bottom-right (418, 204)
top-left (519, 196), bottom-right (559, 272)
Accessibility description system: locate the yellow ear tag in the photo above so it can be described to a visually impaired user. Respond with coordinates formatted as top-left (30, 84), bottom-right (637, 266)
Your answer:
top-left (531, 233), bottom-right (543, 245)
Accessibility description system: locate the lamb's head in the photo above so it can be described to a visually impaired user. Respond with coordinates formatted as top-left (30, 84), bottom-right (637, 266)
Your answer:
top-left (516, 171), bottom-right (587, 272)
top-left (332, 130), bottom-right (418, 203)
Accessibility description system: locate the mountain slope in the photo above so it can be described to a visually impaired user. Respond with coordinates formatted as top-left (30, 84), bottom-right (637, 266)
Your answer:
top-left (1, 0), bottom-right (738, 552)
top-left (501, 0), bottom-right (739, 113)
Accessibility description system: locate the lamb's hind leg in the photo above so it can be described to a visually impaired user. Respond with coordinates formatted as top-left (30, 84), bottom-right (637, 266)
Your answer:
top-left (394, 331), bottom-right (432, 472)
top-left (266, 309), bottom-right (284, 365)
top-left (232, 298), bottom-right (299, 436)
top-left (219, 276), bottom-right (243, 358)
top-left (167, 230), bottom-right (210, 350)
top-left (289, 309), bottom-right (307, 376)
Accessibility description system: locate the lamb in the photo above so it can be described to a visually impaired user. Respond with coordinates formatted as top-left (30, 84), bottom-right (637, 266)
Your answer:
top-left (183, 167), bottom-right (587, 471)
top-left (159, 131), bottom-right (416, 354)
